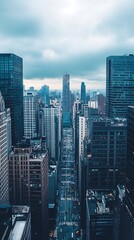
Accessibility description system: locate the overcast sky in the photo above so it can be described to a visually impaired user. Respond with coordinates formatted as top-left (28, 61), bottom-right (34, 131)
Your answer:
top-left (1, 0), bottom-right (134, 90)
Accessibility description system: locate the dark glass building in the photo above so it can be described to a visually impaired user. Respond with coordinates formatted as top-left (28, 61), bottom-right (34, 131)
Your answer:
top-left (62, 74), bottom-right (70, 113)
top-left (106, 55), bottom-right (134, 118)
top-left (81, 82), bottom-right (86, 103)
top-left (0, 53), bottom-right (24, 145)
top-left (89, 119), bottom-right (127, 190)
top-left (120, 106), bottom-right (134, 240)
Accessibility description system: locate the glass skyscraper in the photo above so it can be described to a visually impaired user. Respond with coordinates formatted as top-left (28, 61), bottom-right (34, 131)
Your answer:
top-left (62, 74), bottom-right (70, 113)
top-left (81, 82), bottom-right (86, 103)
top-left (126, 106), bottom-right (134, 218)
top-left (0, 53), bottom-right (24, 145)
top-left (120, 106), bottom-right (134, 240)
top-left (106, 55), bottom-right (134, 118)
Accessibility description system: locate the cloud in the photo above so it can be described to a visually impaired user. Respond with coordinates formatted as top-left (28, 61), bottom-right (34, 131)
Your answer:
top-left (0, 0), bottom-right (134, 89)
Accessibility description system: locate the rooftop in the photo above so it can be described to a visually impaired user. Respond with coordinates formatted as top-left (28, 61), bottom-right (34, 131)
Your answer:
top-left (87, 190), bottom-right (115, 215)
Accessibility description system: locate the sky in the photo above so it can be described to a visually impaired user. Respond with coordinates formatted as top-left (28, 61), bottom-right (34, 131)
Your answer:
top-left (1, 0), bottom-right (134, 90)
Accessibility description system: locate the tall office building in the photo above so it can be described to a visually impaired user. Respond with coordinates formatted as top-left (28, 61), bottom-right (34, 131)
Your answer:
top-left (23, 90), bottom-right (38, 139)
top-left (86, 190), bottom-right (115, 240)
top-left (0, 53), bottom-right (23, 145)
top-left (0, 92), bottom-right (11, 204)
top-left (120, 106), bottom-right (134, 240)
top-left (78, 116), bottom-right (87, 197)
top-left (126, 106), bottom-right (134, 217)
top-left (39, 85), bottom-right (49, 105)
top-left (81, 82), bottom-right (86, 103)
top-left (89, 118), bottom-right (127, 190)
top-left (9, 146), bottom-right (48, 239)
top-left (106, 55), bottom-right (134, 118)
top-left (97, 93), bottom-right (106, 115)
top-left (44, 105), bottom-right (61, 160)
top-left (62, 74), bottom-right (70, 113)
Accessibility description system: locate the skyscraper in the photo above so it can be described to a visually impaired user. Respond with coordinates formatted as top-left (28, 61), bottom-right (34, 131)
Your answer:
top-left (89, 118), bottom-right (127, 190)
top-left (23, 89), bottom-right (38, 139)
top-left (0, 92), bottom-right (11, 204)
top-left (81, 82), bottom-right (86, 103)
top-left (9, 146), bottom-right (48, 239)
top-left (126, 106), bottom-right (134, 215)
top-left (78, 116), bottom-right (86, 197)
top-left (39, 85), bottom-right (50, 105)
top-left (44, 105), bottom-right (61, 160)
top-left (120, 106), bottom-right (134, 240)
top-left (106, 55), bottom-right (134, 118)
top-left (62, 74), bottom-right (70, 113)
top-left (0, 53), bottom-right (23, 145)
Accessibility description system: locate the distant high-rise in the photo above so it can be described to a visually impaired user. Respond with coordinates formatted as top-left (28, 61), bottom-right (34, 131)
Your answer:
top-left (39, 85), bottom-right (49, 106)
top-left (81, 82), bottom-right (86, 103)
top-left (106, 55), bottom-right (134, 118)
top-left (62, 74), bottom-right (70, 112)
top-left (97, 93), bottom-right (106, 115)
top-left (0, 53), bottom-right (24, 145)
top-left (23, 90), bottom-right (38, 139)
top-left (78, 116), bottom-right (86, 197)
top-left (0, 92), bottom-right (11, 204)
top-left (44, 105), bottom-right (61, 160)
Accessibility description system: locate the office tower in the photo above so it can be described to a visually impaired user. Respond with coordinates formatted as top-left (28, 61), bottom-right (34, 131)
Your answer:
top-left (62, 74), bottom-right (71, 127)
top-left (126, 106), bottom-right (134, 211)
top-left (48, 165), bottom-right (57, 227)
top-left (70, 91), bottom-right (75, 114)
top-left (106, 55), bottom-right (134, 118)
top-left (0, 92), bottom-right (11, 204)
top-left (97, 93), bottom-right (106, 115)
top-left (86, 190), bottom-right (115, 240)
top-left (62, 74), bottom-right (70, 112)
top-left (89, 118), bottom-right (127, 190)
top-left (38, 107), bottom-right (45, 138)
top-left (120, 106), bottom-right (134, 240)
top-left (78, 116), bottom-right (86, 197)
top-left (0, 53), bottom-right (23, 145)
top-left (73, 100), bottom-right (82, 120)
top-left (73, 100), bottom-right (82, 166)
top-left (39, 85), bottom-right (49, 105)
top-left (44, 105), bottom-right (61, 161)
top-left (81, 82), bottom-right (86, 103)
top-left (23, 90), bottom-right (39, 139)
top-left (9, 146), bottom-right (48, 239)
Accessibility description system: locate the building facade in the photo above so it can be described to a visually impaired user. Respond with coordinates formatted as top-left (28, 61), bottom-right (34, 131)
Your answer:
top-left (9, 146), bottom-right (48, 239)
top-left (0, 92), bottom-right (11, 204)
top-left (120, 106), bottom-right (134, 240)
top-left (106, 55), bottom-right (134, 118)
top-left (81, 82), bottom-right (86, 103)
top-left (62, 74), bottom-right (70, 113)
top-left (89, 119), bottom-right (127, 190)
top-left (0, 53), bottom-right (23, 145)
top-left (86, 190), bottom-right (115, 240)
top-left (23, 90), bottom-right (38, 139)
top-left (44, 105), bottom-right (61, 161)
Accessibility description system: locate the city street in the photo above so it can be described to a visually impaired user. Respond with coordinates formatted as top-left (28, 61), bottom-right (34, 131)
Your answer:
top-left (53, 127), bottom-right (82, 240)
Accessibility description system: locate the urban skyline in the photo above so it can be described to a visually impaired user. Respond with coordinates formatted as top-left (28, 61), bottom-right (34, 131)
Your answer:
top-left (0, 53), bottom-right (134, 239)
top-left (1, 0), bottom-right (134, 238)
top-left (1, 0), bottom-right (134, 90)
